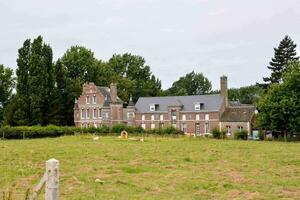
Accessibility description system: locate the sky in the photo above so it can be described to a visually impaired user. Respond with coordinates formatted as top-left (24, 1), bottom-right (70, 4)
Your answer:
top-left (0, 0), bottom-right (300, 90)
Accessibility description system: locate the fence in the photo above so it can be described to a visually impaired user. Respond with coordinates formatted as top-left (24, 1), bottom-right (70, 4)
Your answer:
top-left (2, 159), bottom-right (60, 200)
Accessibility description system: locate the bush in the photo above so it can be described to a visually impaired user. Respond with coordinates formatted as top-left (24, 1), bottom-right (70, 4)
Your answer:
top-left (234, 130), bottom-right (248, 140)
top-left (212, 128), bottom-right (221, 139)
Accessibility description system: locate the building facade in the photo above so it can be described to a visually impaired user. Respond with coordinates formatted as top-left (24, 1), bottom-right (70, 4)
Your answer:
top-left (74, 76), bottom-right (256, 136)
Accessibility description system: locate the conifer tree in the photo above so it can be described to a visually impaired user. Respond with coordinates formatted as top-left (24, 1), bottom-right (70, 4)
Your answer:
top-left (263, 35), bottom-right (299, 85)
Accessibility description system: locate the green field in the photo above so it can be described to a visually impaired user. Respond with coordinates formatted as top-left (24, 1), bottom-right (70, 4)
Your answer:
top-left (1, 136), bottom-right (300, 200)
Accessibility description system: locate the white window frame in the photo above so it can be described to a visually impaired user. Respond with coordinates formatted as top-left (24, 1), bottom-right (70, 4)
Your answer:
top-left (86, 109), bottom-right (90, 119)
top-left (194, 103), bottom-right (200, 111)
top-left (93, 95), bottom-right (96, 104)
top-left (150, 104), bottom-right (155, 112)
top-left (81, 109), bottom-right (84, 119)
top-left (205, 114), bottom-right (209, 121)
top-left (196, 114), bottom-right (200, 121)
top-left (182, 114), bottom-right (186, 121)
top-left (151, 123), bottom-right (155, 129)
top-left (151, 114), bottom-right (155, 121)
top-left (141, 123), bottom-right (146, 129)
top-left (105, 113), bottom-right (109, 119)
top-left (142, 114), bottom-right (145, 121)
top-left (98, 109), bottom-right (102, 119)
top-left (160, 114), bottom-right (164, 121)
top-left (93, 108), bottom-right (97, 119)
top-left (86, 96), bottom-right (90, 104)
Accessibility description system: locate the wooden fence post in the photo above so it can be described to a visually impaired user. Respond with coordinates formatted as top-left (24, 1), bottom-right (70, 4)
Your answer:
top-left (45, 159), bottom-right (59, 200)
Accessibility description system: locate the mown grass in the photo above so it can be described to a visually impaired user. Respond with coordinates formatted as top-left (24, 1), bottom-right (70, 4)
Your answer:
top-left (1, 135), bottom-right (300, 199)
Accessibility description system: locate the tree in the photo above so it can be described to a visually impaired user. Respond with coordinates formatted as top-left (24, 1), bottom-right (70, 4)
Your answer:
top-left (228, 85), bottom-right (264, 105)
top-left (107, 53), bottom-right (162, 103)
top-left (165, 71), bottom-right (212, 96)
top-left (263, 35), bottom-right (299, 85)
top-left (4, 39), bottom-right (31, 126)
top-left (0, 65), bottom-right (15, 125)
top-left (28, 36), bottom-right (54, 125)
top-left (257, 61), bottom-right (300, 138)
top-left (60, 46), bottom-right (98, 125)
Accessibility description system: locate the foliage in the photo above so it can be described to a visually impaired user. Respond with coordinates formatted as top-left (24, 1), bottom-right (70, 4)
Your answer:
top-left (228, 85), bottom-right (264, 104)
top-left (164, 71), bottom-right (212, 96)
top-left (257, 61), bottom-right (300, 135)
top-left (107, 53), bottom-right (162, 103)
top-left (0, 64), bottom-right (15, 125)
top-left (212, 128), bottom-right (221, 139)
top-left (234, 130), bottom-right (248, 140)
top-left (263, 35), bottom-right (299, 85)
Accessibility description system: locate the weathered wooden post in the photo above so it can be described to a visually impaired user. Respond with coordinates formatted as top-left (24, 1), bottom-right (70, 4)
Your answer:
top-left (45, 159), bottom-right (59, 200)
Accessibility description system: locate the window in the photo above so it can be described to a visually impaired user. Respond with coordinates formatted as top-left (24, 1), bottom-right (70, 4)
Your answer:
top-left (151, 114), bottom-right (155, 121)
top-left (93, 109), bottom-right (97, 119)
top-left (98, 109), bottom-right (102, 118)
top-left (150, 104), bottom-right (155, 111)
top-left (93, 95), bottom-right (96, 104)
top-left (127, 112), bottom-right (134, 118)
top-left (105, 113), bottom-right (109, 119)
top-left (205, 121), bottom-right (210, 133)
top-left (205, 114), bottom-right (209, 121)
top-left (159, 122), bottom-right (164, 129)
top-left (142, 115), bottom-right (145, 121)
top-left (194, 103), bottom-right (200, 111)
top-left (86, 96), bottom-right (90, 104)
top-left (160, 114), bottom-right (164, 121)
top-left (181, 123), bottom-right (187, 133)
top-left (196, 114), bottom-right (200, 121)
top-left (151, 123), bottom-right (155, 129)
top-left (238, 126), bottom-right (244, 132)
top-left (81, 109), bottom-right (84, 119)
top-left (226, 126), bottom-right (231, 135)
top-left (86, 109), bottom-right (90, 119)
top-left (171, 110), bottom-right (177, 121)
top-left (182, 114), bottom-right (186, 121)
top-left (141, 123), bottom-right (146, 129)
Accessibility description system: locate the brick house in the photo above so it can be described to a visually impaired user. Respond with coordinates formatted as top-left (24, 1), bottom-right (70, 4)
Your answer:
top-left (73, 82), bottom-right (135, 128)
top-left (74, 76), bottom-right (256, 136)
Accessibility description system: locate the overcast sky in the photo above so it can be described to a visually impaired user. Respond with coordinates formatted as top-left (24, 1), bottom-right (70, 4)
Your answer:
top-left (0, 0), bottom-right (300, 89)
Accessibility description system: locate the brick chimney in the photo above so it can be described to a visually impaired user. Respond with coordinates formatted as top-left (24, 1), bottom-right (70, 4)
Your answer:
top-left (220, 76), bottom-right (228, 107)
top-left (110, 83), bottom-right (117, 103)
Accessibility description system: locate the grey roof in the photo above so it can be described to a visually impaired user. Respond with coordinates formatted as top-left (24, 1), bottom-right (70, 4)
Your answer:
top-left (221, 106), bottom-right (255, 122)
top-left (135, 94), bottom-right (224, 113)
top-left (97, 86), bottom-right (123, 103)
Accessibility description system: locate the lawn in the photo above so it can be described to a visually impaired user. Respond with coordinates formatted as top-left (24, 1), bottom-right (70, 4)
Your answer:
top-left (1, 135), bottom-right (300, 200)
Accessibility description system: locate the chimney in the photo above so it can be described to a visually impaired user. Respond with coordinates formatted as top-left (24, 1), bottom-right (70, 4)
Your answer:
top-left (220, 76), bottom-right (228, 107)
top-left (110, 82), bottom-right (117, 103)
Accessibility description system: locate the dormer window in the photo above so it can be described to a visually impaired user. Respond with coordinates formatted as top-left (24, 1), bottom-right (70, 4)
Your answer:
top-left (150, 104), bottom-right (156, 112)
top-left (194, 102), bottom-right (204, 111)
top-left (86, 96), bottom-right (90, 104)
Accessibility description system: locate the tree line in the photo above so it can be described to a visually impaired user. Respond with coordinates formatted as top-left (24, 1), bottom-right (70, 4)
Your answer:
top-left (0, 35), bottom-right (299, 135)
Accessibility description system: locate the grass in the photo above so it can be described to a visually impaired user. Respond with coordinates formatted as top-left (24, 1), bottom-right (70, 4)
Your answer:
top-left (1, 135), bottom-right (300, 199)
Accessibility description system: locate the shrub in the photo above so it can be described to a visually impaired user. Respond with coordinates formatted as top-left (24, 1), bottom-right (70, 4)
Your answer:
top-left (234, 130), bottom-right (248, 140)
top-left (212, 128), bottom-right (221, 139)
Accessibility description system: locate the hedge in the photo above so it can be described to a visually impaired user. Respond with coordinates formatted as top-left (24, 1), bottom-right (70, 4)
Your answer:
top-left (0, 124), bottom-right (183, 139)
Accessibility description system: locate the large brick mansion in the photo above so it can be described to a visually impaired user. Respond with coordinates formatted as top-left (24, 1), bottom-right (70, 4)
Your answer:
top-left (74, 76), bottom-right (256, 136)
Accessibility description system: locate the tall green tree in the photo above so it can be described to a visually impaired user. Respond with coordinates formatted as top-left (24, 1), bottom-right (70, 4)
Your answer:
top-left (263, 35), bottom-right (299, 85)
top-left (258, 61), bottom-right (300, 137)
top-left (107, 53), bottom-right (162, 103)
top-left (5, 39), bottom-right (31, 125)
top-left (0, 65), bottom-right (15, 125)
top-left (165, 71), bottom-right (211, 96)
top-left (28, 36), bottom-right (54, 125)
top-left (60, 46), bottom-right (98, 125)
